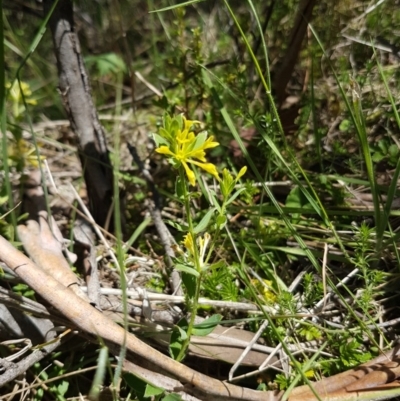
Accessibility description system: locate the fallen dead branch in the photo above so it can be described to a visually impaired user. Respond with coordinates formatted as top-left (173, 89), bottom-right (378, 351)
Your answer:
top-left (0, 235), bottom-right (279, 401)
top-left (3, 231), bottom-right (400, 400)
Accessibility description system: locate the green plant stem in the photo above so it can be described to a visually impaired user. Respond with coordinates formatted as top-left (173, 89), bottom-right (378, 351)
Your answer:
top-left (176, 167), bottom-right (202, 362)
top-left (176, 273), bottom-right (202, 362)
top-left (205, 200), bottom-right (228, 265)
top-left (112, 71), bottom-right (127, 386)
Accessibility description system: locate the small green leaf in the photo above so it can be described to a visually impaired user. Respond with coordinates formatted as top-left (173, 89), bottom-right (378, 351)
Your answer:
top-left (236, 166), bottom-right (247, 181)
top-left (192, 131), bottom-right (207, 149)
top-left (0, 194), bottom-right (8, 207)
top-left (372, 151), bottom-right (384, 162)
top-left (89, 346), bottom-right (108, 400)
top-left (174, 263), bottom-right (200, 277)
top-left (169, 318), bottom-right (188, 360)
top-left (193, 208), bottom-right (215, 234)
top-left (208, 260), bottom-right (225, 270)
top-left (170, 118), bottom-right (181, 137)
top-left (339, 119), bottom-right (351, 131)
top-left (159, 127), bottom-right (173, 142)
top-left (220, 168), bottom-right (235, 198)
top-left (225, 188), bottom-right (247, 206)
top-left (57, 380), bottom-right (69, 396)
top-left (144, 383), bottom-right (165, 397)
top-left (182, 271), bottom-right (197, 298)
top-left (378, 139), bottom-right (388, 153)
top-left (192, 314), bottom-right (222, 336)
top-left (208, 190), bottom-right (222, 213)
top-left (85, 52), bottom-right (127, 76)
top-left (285, 187), bottom-right (312, 210)
top-left (319, 174), bottom-right (328, 185)
top-left (216, 214), bottom-right (227, 229)
top-left (175, 176), bottom-right (185, 201)
top-left (286, 187), bottom-right (302, 208)
top-left (123, 373), bottom-right (147, 400)
top-left (388, 144), bottom-right (399, 157)
top-left (152, 133), bottom-right (169, 147)
top-left (166, 220), bottom-right (189, 232)
top-left (299, 326), bottom-right (322, 341)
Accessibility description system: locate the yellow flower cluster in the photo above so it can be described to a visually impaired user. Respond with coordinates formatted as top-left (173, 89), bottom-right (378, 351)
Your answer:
top-left (154, 115), bottom-right (219, 186)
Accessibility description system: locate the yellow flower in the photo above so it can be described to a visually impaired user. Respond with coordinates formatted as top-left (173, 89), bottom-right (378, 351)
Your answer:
top-left (182, 232), bottom-right (211, 271)
top-left (198, 232), bottom-right (211, 266)
top-left (251, 279), bottom-right (276, 303)
top-left (183, 233), bottom-right (195, 256)
top-left (6, 80), bottom-right (37, 119)
top-left (154, 114), bottom-right (219, 186)
top-left (8, 138), bottom-right (45, 168)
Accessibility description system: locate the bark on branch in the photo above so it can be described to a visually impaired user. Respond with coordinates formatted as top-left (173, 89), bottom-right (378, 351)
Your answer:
top-left (43, 0), bottom-right (113, 228)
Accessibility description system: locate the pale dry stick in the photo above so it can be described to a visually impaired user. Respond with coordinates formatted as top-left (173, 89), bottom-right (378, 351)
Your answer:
top-left (68, 183), bottom-right (121, 273)
top-left (0, 287), bottom-right (51, 317)
top-left (135, 71), bottom-right (163, 97)
top-left (2, 365), bottom-right (98, 398)
top-left (121, 359), bottom-right (202, 401)
top-left (0, 287), bottom-right (71, 329)
top-left (80, 286), bottom-right (260, 312)
top-left (44, 159), bottom-right (57, 194)
top-left (0, 235), bottom-right (280, 401)
top-left (249, 181), bottom-right (294, 188)
top-left (322, 242), bottom-right (328, 308)
top-left (229, 347), bottom-right (333, 384)
top-left (0, 281), bottom-right (277, 368)
top-left (267, 265), bottom-right (331, 376)
top-left (3, 360), bottom-right (200, 401)
top-left (125, 255), bottom-right (156, 266)
top-left (339, 179), bottom-right (379, 210)
top-left (229, 320), bottom-right (269, 381)
top-left (322, 320), bottom-right (345, 329)
top-left (313, 267), bottom-right (359, 312)
top-left (2, 281), bottom-right (265, 367)
top-left (280, 347), bottom-right (290, 379)
top-left (0, 336), bottom-right (63, 387)
top-left (207, 180), bottom-right (294, 196)
top-left (230, 359), bottom-right (286, 384)
top-left (194, 330), bottom-right (276, 355)
top-left (245, 268), bottom-right (302, 377)
top-left (288, 270), bottom-right (308, 293)
top-left (259, 342), bottom-right (283, 372)
top-left (341, 34), bottom-right (396, 55)
top-left (1, 339), bottom-right (32, 362)
top-left (340, 0), bottom-right (387, 35)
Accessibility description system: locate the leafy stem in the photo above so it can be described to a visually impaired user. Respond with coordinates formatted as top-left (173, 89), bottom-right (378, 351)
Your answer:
top-left (175, 167), bottom-right (202, 362)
